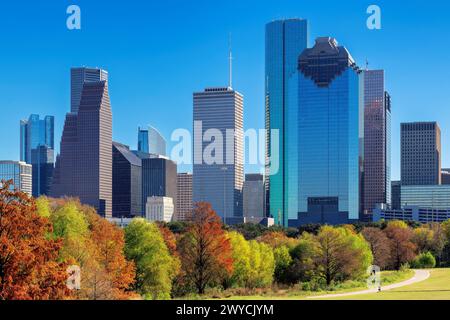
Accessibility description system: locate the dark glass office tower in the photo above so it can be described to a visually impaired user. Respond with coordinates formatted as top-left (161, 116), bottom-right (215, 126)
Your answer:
top-left (71, 67), bottom-right (108, 114)
top-left (401, 122), bottom-right (441, 186)
top-left (265, 19), bottom-right (308, 226)
top-left (292, 37), bottom-right (363, 225)
top-left (31, 146), bottom-right (54, 197)
top-left (362, 70), bottom-right (391, 218)
top-left (52, 80), bottom-right (113, 218)
top-left (113, 142), bottom-right (142, 218)
top-left (134, 152), bottom-right (177, 214)
top-left (20, 114), bottom-right (54, 197)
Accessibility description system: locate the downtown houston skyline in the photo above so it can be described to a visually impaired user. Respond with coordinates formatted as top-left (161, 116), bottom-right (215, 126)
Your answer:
top-left (1, 1), bottom-right (450, 180)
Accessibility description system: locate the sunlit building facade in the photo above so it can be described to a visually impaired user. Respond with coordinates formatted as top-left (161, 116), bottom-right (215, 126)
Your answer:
top-left (362, 70), bottom-right (391, 218)
top-left (290, 37), bottom-right (363, 225)
top-left (265, 18), bottom-right (308, 226)
top-left (0, 161), bottom-right (32, 196)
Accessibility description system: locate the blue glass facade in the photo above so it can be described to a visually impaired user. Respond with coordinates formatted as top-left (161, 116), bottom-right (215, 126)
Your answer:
top-left (20, 114), bottom-right (54, 196)
top-left (265, 19), bottom-right (308, 226)
top-left (138, 126), bottom-right (167, 156)
top-left (290, 37), bottom-right (363, 225)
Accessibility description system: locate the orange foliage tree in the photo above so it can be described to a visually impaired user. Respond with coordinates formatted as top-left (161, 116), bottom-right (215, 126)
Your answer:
top-left (73, 205), bottom-right (136, 300)
top-left (0, 181), bottom-right (70, 300)
top-left (178, 202), bottom-right (233, 294)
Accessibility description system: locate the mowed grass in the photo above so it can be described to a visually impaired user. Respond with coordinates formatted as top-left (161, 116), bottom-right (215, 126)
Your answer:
top-left (329, 268), bottom-right (450, 300)
top-left (220, 270), bottom-right (414, 300)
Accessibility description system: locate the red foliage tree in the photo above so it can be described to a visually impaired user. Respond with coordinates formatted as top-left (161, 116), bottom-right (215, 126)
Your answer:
top-left (0, 181), bottom-right (70, 300)
top-left (178, 202), bottom-right (233, 294)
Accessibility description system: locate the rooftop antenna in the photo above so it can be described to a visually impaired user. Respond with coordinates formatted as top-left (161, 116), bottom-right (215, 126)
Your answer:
top-left (228, 33), bottom-right (233, 89)
top-left (365, 59), bottom-right (369, 71)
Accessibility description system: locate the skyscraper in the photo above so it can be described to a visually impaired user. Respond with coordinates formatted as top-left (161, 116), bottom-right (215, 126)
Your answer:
top-left (176, 173), bottom-right (193, 221)
top-left (193, 87), bottom-right (244, 222)
top-left (265, 19), bottom-right (308, 226)
top-left (0, 161), bottom-right (32, 196)
top-left (138, 126), bottom-right (167, 156)
top-left (52, 77), bottom-right (113, 218)
top-left (362, 70), bottom-right (391, 217)
top-left (401, 122), bottom-right (441, 186)
top-left (71, 67), bottom-right (108, 114)
top-left (20, 114), bottom-right (55, 197)
top-left (291, 37), bottom-right (363, 226)
top-left (112, 142), bottom-right (142, 218)
top-left (243, 174), bottom-right (265, 218)
top-left (134, 152), bottom-right (177, 215)
top-left (31, 146), bottom-right (55, 197)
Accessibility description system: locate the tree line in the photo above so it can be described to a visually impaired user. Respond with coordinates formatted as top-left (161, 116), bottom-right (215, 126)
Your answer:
top-left (1, 181), bottom-right (450, 300)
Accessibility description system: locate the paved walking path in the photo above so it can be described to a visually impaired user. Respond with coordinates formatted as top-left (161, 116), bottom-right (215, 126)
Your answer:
top-left (307, 270), bottom-right (431, 299)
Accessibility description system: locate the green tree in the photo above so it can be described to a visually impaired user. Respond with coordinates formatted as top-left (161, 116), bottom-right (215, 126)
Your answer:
top-left (247, 241), bottom-right (275, 288)
top-left (35, 196), bottom-right (51, 218)
top-left (125, 218), bottom-right (179, 300)
top-left (312, 226), bottom-right (373, 285)
top-left (411, 252), bottom-right (436, 269)
top-left (227, 231), bottom-right (251, 287)
top-left (50, 200), bottom-right (90, 264)
top-left (273, 246), bottom-right (292, 284)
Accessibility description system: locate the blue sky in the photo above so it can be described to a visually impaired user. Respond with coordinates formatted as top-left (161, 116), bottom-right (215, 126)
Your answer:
top-left (0, 0), bottom-right (449, 179)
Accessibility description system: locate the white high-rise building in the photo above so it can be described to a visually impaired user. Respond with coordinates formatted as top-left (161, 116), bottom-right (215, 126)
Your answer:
top-left (0, 161), bottom-right (32, 196)
top-left (145, 196), bottom-right (174, 222)
top-left (193, 87), bottom-right (244, 223)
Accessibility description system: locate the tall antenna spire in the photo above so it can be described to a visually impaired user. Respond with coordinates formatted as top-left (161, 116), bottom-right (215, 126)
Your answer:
top-left (228, 33), bottom-right (233, 89)
top-left (365, 59), bottom-right (369, 71)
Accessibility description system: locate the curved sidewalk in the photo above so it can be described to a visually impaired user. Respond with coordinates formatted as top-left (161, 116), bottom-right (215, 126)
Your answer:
top-left (307, 270), bottom-right (431, 299)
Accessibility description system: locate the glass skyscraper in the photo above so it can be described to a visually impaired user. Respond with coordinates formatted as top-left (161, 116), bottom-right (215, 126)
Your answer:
top-left (138, 126), bottom-right (167, 156)
top-left (292, 37), bottom-right (364, 225)
top-left (265, 19), bottom-right (308, 226)
top-left (20, 114), bottom-right (54, 197)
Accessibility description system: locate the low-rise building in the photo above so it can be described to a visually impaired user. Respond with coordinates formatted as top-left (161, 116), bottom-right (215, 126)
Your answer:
top-left (145, 196), bottom-right (174, 223)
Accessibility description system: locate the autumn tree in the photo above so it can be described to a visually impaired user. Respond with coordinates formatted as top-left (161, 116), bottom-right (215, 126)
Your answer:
top-left (178, 202), bottom-right (233, 294)
top-left (125, 218), bottom-right (179, 300)
top-left (312, 226), bottom-right (373, 285)
top-left (45, 199), bottom-right (136, 300)
top-left (0, 181), bottom-right (70, 300)
top-left (384, 221), bottom-right (417, 270)
top-left (362, 227), bottom-right (391, 269)
top-left (86, 210), bottom-right (136, 300)
top-left (412, 227), bottom-right (435, 254)
top-left (256, 231), bottom-right (299, 249)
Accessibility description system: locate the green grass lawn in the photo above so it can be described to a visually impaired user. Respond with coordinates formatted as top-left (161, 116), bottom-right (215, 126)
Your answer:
top-left (217, 270), bottom-right (414, 300)
top-left (329, 268), bottom-right (450, 300)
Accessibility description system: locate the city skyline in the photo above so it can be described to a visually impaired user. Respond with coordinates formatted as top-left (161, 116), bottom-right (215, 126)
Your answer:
top-left (1, 1), bottom-right (450, 180)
